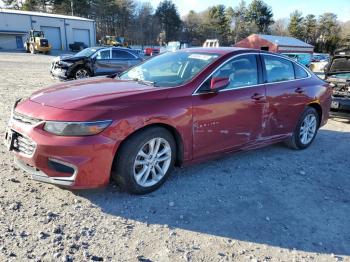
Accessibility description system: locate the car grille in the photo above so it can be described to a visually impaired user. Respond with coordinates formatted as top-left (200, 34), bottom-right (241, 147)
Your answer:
top-left (40, 39), bottom-right (49, 47)
top-left (13, 133), bottom-right (37, 156)
top-left (12, 111), bottom-right (42, 126)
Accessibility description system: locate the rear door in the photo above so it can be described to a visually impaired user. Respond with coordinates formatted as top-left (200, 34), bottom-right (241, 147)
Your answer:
top-left (192, 54), bottom-right (267, 159)
top-left (111, 49), bottom-right (140, 73)
top-left (261, 54), bottom-right (311, 136)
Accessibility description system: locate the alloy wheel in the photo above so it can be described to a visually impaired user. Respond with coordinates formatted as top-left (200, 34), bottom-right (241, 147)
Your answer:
top-left (75, 69), bottom-right (90, 79)
top-left (299, 114), bottom-right (317, 145)
top-left (133, 137), bottom-right (172, 187)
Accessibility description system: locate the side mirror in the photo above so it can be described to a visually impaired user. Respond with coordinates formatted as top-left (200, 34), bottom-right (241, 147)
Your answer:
top-left (210, 77), bottom-right (230, 92)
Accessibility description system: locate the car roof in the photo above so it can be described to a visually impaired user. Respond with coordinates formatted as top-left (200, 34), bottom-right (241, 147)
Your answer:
top-left (181, 47), bottom-right (249, 55)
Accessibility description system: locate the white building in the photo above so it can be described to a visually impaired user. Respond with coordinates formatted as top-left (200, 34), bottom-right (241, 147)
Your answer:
top-left (0, 9), bottom-right (96, 50)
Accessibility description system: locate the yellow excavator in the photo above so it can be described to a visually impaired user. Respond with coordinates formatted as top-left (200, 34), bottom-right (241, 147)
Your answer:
top-left (24, 30), bottom-right (52, 54)
top-left (104, 36), bottom-right (130, 48)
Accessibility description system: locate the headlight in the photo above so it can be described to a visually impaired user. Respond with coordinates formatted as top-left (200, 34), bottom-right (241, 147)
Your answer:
top-left (58, 61), bottom-right (73, 67)
top-left (43, 120), bottom-right (112, 136)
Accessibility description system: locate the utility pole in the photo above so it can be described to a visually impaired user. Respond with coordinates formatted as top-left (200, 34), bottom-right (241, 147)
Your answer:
top-left (71, 0), bottom-right (74, 16)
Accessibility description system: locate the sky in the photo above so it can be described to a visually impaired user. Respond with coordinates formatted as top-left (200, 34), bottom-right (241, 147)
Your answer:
top-left (144, 0), bottom-right (350, 22)
top-left (0, 0), bottom-right (349, 22)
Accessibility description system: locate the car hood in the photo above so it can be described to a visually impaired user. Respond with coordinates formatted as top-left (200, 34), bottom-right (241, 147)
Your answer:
top-left (53, 55), bottom-right (86, 63)
top-left (29, 77), bottom-right (164, 111)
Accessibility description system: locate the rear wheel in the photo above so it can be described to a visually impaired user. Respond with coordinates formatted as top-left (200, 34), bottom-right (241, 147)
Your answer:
top-left (112, 127), bottom-right (176, 194)
top-left (74, 67), bottom-right (91, 79)
top-left (285, 107), bottom-right (319, 149)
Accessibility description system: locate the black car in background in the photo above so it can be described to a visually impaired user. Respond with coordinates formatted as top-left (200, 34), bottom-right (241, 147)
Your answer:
top-left (51, 47), bottom-right (143, 80)
top-left (69, 42), bottom-right (88, 52)
top-left (324, 50), bottom-right (350, 112)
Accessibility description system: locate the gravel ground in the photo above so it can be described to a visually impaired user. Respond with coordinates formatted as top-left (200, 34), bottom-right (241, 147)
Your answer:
top-left (0, 52), bottom-right (349, 262)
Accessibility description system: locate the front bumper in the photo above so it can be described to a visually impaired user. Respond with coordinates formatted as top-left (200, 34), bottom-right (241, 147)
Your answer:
top-left (331, 96), bottom-right (350, 112)
top-left (6, 115), bottom-right (117, 189)
top-left (50, 67), bottom-right (68, 80)
top-left (37, 46), bottom-right (51, 52)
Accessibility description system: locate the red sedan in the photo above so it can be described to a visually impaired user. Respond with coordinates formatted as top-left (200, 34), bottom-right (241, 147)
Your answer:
top-left (5, 48), bottom-right (331, 194)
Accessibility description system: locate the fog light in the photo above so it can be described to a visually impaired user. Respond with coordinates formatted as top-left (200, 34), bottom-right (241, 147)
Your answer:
top-left (48, 159), bottom-right (75, 175)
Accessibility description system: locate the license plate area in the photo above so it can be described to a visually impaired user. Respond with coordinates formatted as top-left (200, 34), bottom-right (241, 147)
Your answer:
top-left (4, 129), bottom-right (16, 151)
top-left (331, 101), bottom-right (339, 109)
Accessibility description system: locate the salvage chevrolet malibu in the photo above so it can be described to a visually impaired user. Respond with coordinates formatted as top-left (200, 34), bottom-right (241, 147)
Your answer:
top-left (5, 48), bottom-right (332, 194)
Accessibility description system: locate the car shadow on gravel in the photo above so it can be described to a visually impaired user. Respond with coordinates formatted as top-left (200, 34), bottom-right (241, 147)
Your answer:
top-left (78, 129), bottom-right (350, 256)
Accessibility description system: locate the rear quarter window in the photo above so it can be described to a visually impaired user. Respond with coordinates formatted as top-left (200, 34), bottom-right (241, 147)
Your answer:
top-left (294, 64), bottom-right (309, 79)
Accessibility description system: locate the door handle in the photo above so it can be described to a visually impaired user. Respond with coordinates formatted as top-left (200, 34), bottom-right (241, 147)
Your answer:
top-left (251, 93), bottom-right (266, 101)
top-left (295, 87), bottom-right (305, 94)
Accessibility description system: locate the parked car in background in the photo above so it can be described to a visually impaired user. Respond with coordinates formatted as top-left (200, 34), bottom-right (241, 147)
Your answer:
top-left (165, 41), bottom-right (190, 52)
top-left (6, 48), bottom-right (331, 194)
top-left (144, 47), bottom-right (160, 56)
top-left (203, 39), bottom-right (220, 47)
top-left (69, 42), bottom-right (88, 52)
top-left (50, 47), bottom-right (143, 80)
top-left (282, 53), bottom-right (312, 67)
top-left (324, 50), bottom-right (350, 112)
top-left (312, 53), bottom-right (329, 62)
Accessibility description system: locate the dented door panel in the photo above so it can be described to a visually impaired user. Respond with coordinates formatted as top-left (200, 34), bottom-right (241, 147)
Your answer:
top-left (192, 86), bottom-right (267, 159)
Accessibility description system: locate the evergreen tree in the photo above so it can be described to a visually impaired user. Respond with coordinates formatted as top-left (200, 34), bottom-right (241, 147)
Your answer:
top-left (288, 10), bottom-right (304, 40)
top-left (232, 0), bottom-right (250, 42)
top-left (246, 0), bottom-right (274, 34)
top-left (209, 5), bottom-right (232, 45)
top-left (155, 0), bottom-right (182, 43)
top-left (303, 14), bottom-right (317, 45)
top-left (317, 13), bottom-right (341, 53)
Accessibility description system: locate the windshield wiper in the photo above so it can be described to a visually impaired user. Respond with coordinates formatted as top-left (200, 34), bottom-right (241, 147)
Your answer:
top-left (122, 78), bottom-right (156, 86)
top-left (109, 75), bottom-right (157, 86)
top-left (107, 72), bottom-right (119, 78)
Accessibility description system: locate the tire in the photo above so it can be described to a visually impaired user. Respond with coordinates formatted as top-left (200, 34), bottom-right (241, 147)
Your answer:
top-left (73, 67), bottom-right (91, 79)
top-left (285, 106), bottom-right (320, 150)
top-left (112, 127), bottom-right (176, 194)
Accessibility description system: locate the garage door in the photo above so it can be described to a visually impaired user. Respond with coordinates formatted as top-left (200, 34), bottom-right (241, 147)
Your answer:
top-left (0, 35), bottom-right (17, 49)
top-left (73, 29), bottom-right (90, 46)
top-left (41, 26), bottom-right (61, 50)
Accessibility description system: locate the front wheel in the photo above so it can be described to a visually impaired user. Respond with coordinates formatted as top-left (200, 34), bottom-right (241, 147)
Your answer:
top-left (74, 67), bottom-right (91, 79)
top-left (285, 107), bottom-right (320, 150)
top-left (112, 127), bottom-right (176, 194)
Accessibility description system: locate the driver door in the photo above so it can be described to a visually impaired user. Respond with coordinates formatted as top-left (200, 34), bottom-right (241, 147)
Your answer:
top-left (93, 48), bottom-right (114, 75)
top-left (192, 54), bottom-right (268, 159)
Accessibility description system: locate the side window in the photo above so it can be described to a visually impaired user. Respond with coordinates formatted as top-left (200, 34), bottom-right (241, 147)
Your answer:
top-left (112, 50), bottom-right (135, 59)
top-left (96, 50), bottom-right (111, 60)
top-left (294, 64), bottom-right (309, 79)
top-left (263, 55), bottom-right (295, 83)
top-left (200, 55), bottom-right (258, 92)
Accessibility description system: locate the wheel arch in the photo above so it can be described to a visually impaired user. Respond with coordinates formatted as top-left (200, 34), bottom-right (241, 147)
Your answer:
top-left (115, 123), bottom-right (184, 167)
top-left (70, 64), bottom-right (92, 78)
top-left (307, 102), bottom-right (322, 128)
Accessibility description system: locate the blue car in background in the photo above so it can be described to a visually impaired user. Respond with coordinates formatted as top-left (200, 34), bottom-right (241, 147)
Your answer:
top-left (282, 53), bottom-right (312, 67)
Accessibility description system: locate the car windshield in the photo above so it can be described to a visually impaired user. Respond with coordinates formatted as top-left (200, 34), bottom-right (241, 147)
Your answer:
top-left (119, 51), bottom-right (219, 87)
top-left (74, 48), bottom-right (99, 58)
top-left (330, 57), bottom-right (350, 72)
top-left (33, 31), bottom-right (43, 37)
